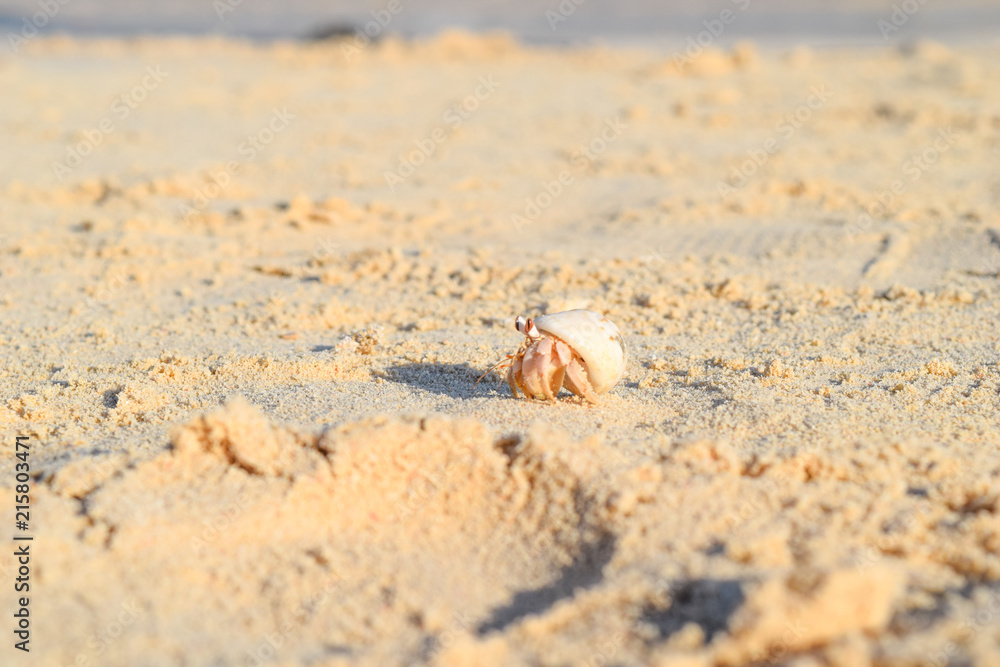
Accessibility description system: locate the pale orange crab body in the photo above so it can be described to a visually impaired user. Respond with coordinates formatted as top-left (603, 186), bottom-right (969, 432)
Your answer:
top-left (506, 310), bottom-right (627, 403)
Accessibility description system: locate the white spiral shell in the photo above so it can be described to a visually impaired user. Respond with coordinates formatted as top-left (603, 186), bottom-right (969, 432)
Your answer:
top-left (533, 309), bottom-right (627, 394)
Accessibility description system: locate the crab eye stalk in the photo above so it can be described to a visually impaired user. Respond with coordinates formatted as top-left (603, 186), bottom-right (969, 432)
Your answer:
top-left (515, 316), bottom-right (541, 339)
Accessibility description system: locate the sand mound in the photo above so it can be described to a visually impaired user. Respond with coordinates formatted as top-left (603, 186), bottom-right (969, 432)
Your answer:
top-left (33, 401), bottom-right (607, 665)
top-left (19, 402), bottom-right (998, 665)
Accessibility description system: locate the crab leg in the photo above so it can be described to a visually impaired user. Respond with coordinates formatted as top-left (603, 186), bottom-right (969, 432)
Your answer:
top-left (564, 358), bottom-right (599, 404)
top-left (508, 357), bottom-right (522, 398)
top-left (545, 365), bottom-right (565, 401)
top-left (520, 343), bottom-right (546, 399)
top-left (535, 338), bottom-right (560, 399)
top-left (552, 340), bottom-right (574, 366)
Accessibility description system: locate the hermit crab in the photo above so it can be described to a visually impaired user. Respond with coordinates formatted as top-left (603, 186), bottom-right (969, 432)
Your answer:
top-left (479, 309), bottom-right (627, 403)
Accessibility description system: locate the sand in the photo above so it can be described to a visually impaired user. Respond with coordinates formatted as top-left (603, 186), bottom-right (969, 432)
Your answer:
top-left (1, 30), bottom-right (999, 666)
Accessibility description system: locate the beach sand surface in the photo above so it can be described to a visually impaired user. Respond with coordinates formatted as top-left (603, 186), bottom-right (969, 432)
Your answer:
top-left (1, 32), bottom-right (1000, 666)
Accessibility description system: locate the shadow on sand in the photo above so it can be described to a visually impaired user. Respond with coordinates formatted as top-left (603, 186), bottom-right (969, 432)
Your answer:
top-left (382, 362), bottom-right (508, 400)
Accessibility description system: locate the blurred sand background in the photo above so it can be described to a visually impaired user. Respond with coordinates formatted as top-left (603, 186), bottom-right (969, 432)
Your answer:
top-left (3, 0), bottom-right (1000, 42)
top-left (1, 1), bottom-right (1000, 666)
